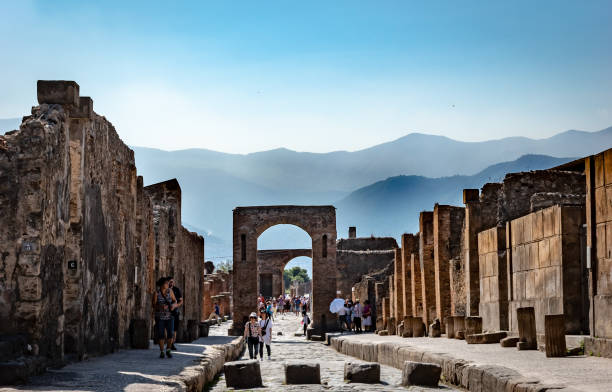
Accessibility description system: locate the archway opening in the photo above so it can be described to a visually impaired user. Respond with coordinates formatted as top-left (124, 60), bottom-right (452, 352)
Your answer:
top-left (257, 224), bottom-right (312, 299)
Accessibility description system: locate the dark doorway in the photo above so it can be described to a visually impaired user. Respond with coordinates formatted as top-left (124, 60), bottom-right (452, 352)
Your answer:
top-left (260, 273), bottom-right (273, 298)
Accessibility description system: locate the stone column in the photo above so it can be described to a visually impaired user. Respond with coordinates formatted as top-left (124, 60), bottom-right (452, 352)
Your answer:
top-left (463, 189), bottom-right (481, 316)
top-left (393, 248), bottom-right (404, 322)
top-left (402, 234), bottom-right (418, 319)
top-left (411, 253), bottom-right (423, 318)
top-left (419, 211), bottom-right (436, 326)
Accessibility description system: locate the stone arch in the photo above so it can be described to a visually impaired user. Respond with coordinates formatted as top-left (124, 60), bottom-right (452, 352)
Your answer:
top-left (230, 205), bottom-right (336, 335)
top-left (257, 249), bottom-right (312, 298)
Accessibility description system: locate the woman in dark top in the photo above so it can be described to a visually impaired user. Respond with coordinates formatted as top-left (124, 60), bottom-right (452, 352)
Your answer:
top-left (153, 277), bottom-right (178, 358)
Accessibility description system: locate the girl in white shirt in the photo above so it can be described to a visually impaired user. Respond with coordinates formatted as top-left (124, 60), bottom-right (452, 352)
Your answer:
top-left (258, 310), bottom-right (273, 360)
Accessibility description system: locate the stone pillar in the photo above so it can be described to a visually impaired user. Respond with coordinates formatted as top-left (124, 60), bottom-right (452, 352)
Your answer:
top-left (453, 316), bottom-right (465, 339)
top-left (348, 226), bottom-right (356, 239)
top-left (382, 297), bottom-right (391, 330)
top-left (465, 316), bottom-right (483, 336)
top-left (433, 204), bottom-right (464, 332)
top-left (402, 234), bottom-right (418, 320)
top-left (463, 189), bottom-right (481, 316)
top-left (411, 253), bottom-right (423, 318)
top-left (419, 211), bottom-right (436, 326)
top-left (517, 307), bottom-right (537, 350)
top-left (393, 248), bottom-right (404, 322)
top-left (545, 314), bottom-right (567, 357)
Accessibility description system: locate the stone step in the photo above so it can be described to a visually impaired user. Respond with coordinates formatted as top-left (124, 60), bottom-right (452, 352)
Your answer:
top-left (466, 331), bottom-right (508, 344)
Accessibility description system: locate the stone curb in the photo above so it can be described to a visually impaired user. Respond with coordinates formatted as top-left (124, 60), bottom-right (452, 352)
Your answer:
top-left (165, 336), bottom-right (245, 391)
top-left (329, 336), bottom-right (581, 392)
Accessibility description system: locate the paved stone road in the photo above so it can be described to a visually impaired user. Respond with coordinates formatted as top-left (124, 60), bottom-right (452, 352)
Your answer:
top-left (208, 314), bottom-right (457, 391)
top-left (0, 321), bottom-right (238, 392)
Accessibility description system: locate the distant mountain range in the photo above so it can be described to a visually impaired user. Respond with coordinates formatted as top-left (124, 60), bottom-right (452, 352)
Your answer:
top-left (3, 116), bottom-right (610, 259)
top-left (335, 154), bottom-right (575, 237)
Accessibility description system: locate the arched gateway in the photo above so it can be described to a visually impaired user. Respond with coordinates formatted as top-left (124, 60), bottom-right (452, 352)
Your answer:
top-left (257, 249), bottom-right (312, 298)
top-left (229, 206), bottom-right (337, 336)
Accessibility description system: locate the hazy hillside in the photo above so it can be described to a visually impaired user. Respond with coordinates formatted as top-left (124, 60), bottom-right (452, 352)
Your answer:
top-left (133, 127), bottom-right (611, 194)
top-left (336, 154), bottom-right (575, 237)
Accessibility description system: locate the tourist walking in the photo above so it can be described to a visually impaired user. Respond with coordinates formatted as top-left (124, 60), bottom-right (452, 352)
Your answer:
top-left (244, 312), bottom-right (261, 359)
top-left (258, 309), bottom-right (273, 360)
top-left (345, 299), bottom-right (353, 331)
top-left (168, 276), bottom-right (183, 350)
top-left (337, 301), bottom-right (347, 331)
top-left (214, 302), bottom-right (220, 317)
top-left (153, 277), bottom-right (178, 358)
top-left (353, 299), bottom-right (363, 333)
top-left (302, 310), bottom-right (310, 336)
top-left (362, 299), bottom-right (372, 332)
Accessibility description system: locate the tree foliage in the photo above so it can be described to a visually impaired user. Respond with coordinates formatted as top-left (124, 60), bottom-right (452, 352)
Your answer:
top-left (283, 266), bottom-right (310, 289)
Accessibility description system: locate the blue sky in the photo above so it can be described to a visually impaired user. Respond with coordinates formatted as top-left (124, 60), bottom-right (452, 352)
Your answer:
top-left (1, 1), bottom-right (611, 153)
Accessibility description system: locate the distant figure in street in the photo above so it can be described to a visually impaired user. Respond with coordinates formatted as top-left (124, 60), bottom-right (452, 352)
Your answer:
top-left (353, 299), bottom-right (363, 333)
top-left (244, 312), bottom-right (261, 359)
top-left (153, 277), bottom-right (178, 358)
top-left (259, 309), bottom-right (273, 360)
top-left (337, 301), bottom-right (347, 331)
top-left (362, 300), bottom-right (372, 332)
top-left (302, 310), bottom-right (310, 336)
top-left (214, 302), bottom-right (220, 317)
top-left (168, 277), bottom-right (183, 350)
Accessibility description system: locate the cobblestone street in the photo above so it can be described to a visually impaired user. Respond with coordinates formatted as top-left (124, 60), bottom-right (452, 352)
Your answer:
top-left (209, 314), bottom-right (457, 391)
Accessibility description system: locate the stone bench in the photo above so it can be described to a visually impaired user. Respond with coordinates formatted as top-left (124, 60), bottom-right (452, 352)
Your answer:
top-left (466, 331), bottom-right (507, 344)
top-left (224, 359), bottom-right (262, 389)
top-left (285, 362), bottom-right (321, 384)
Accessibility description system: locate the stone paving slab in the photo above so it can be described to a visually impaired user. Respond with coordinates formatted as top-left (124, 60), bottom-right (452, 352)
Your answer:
top-left (0, 321), bottom-right (243, 392)
top-left (331, 332), bottom-right (612, 392)
top-left (209, 314), bottom-right (458, 391)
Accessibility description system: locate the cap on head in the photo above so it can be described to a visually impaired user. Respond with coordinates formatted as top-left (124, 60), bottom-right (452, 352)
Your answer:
top-left (249, 312), bottom-right (258, 319)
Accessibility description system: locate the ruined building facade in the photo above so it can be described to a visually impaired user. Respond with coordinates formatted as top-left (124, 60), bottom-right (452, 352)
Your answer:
top-left (0, 81), bottom-right (206, 376)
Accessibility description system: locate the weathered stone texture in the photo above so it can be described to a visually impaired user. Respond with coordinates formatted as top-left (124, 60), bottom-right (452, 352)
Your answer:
top-left (336, 235), bottom-right (397, 299)
top-left (419, 211), bottom-right (436, 327)
top-left (0, 81), bottom-right (206, 374)
top-left (231, 206), bottom-right (336, 335)
top-left (401, 234), bottom-right (418, 319)
top-left (508, 205), bottom-right (586, 335)
top-left (433, 204), bottom-right (464, 332)
top-left (478, 226), bottom-right (509, 332)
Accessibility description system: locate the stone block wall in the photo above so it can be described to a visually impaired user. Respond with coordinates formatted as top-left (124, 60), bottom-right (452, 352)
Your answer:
top-left (478, 226), bottom-right (508, 332)
top-left (508, 205), bottom-right (586, 334)
top-left (586, 149), bottom-right (612, 339)
top-left (177, 226), bottom-right (205, 339)
top-left (336, 236), bottom-right (397, 299)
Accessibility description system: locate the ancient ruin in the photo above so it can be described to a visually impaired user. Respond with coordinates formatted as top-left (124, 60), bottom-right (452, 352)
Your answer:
top-left (0, 81), bottom-right (206, 381)
top-left (230, 205), bottom-right (337, 335)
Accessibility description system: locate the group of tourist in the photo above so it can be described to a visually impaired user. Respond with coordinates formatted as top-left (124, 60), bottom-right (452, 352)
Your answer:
top-left (256, 294), bottom-right (311, 319)
top-left (153, 276), bottom-right (184, 358)
top-left (243, 309), bottom-right (274, 360)
top-left (337, 298), bottom-right (372, 333)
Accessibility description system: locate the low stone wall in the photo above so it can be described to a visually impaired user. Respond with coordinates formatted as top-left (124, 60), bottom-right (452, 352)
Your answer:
top-left (170, 336), bottom-right (244, 391)
top-left (329, 335), bottom-right (580, 392)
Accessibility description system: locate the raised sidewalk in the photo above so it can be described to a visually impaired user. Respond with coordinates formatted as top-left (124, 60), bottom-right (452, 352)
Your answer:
top-left (0, 321), bottom-right (243, 392)
top-left (328, 332), bottom-right (612, 392)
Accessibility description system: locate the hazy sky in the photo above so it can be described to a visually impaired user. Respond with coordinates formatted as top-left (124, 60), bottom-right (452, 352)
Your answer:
top-left (1, 1), bottom-right (611, 153)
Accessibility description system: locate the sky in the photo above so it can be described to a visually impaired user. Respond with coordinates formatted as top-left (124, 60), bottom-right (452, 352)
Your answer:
top-left (1, 1), bottom-right (611, 153)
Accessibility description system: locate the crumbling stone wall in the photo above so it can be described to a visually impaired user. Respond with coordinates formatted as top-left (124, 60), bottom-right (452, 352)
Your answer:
top-left (177, 226), bottom-right (204, 340)
top-left (478, 226), bottom-right (508, 332)
top-left (0, 81), bottom-right (158, 365)
top-left (352, 260), bottom-right (393, 330)
top-left (0, 81), bottom-right (206, 372)
top-left (508, 205), bottom-right (586, 334)
top-left (0, 100), bottom-right (72, 363)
